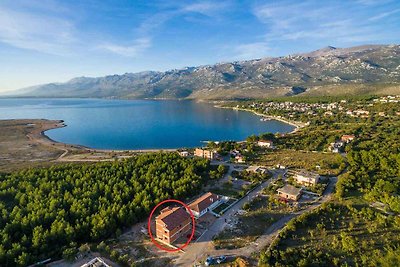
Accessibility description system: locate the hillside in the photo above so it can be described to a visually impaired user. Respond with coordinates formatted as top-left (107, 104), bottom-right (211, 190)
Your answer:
top-left (14, 44), bottom-right (400, 99)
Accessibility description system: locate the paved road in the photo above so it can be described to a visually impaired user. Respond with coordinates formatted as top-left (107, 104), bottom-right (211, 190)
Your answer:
top-left (218, 176), bottom-right (337, 258)
top-left (174, 174), bottom-right (337, 266)
top-left (173, 170), bottom-right (283, 267)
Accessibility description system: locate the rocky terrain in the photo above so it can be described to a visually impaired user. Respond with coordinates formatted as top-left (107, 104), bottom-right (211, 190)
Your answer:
top-left (13, 44), bottom-right (400, 99)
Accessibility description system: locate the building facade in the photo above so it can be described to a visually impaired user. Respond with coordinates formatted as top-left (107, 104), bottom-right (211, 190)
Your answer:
top-left (155, 207), bottom-right (192, 244)
top-left (194, 148), bottom-right (216, 160)
top-left (294, 170), bottom-right (320, 186)
top-left (277, 184), bottom-right (302, 201)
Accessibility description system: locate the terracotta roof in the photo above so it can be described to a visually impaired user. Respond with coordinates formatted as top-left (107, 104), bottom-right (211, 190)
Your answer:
top-left (156, 207), bottom-right (190, 231)
top-left (189, 192), bottom-right (220, 213)
top-left (277, 184), bottom-right (302, 196)
top-left (341, 134), bottom-right (355, 140)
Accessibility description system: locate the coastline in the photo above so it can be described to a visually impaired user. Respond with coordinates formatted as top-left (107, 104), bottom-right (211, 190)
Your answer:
top-left (1, 101), bottom-right (303, 164)
top-left (214, 105), bottom-right (306, 133)
top-left (29, 103), bottom-right (304, 156)
top-left (22, 119), bottom-right (177, 162)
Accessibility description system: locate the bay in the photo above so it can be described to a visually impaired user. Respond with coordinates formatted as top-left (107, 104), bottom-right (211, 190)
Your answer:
top-left (0, 98), bottom-right (295, 149)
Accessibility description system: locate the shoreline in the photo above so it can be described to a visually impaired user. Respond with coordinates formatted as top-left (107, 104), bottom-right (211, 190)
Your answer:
top-left (21, 120), bottom-right (178, 162)
top-left (40, 124), bottom-right (178, 153)
top-left (32, 104), bottom-right (304, 156)
top-left (3, 102), bottom-right (304, 163)
top-left (214, 105), bottom-right (306, 133)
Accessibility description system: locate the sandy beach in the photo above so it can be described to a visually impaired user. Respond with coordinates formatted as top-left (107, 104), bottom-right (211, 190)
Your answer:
top-left (214, 105), bottom-right (306, 132)
top-left (0, 119), bottom-right (177, 169)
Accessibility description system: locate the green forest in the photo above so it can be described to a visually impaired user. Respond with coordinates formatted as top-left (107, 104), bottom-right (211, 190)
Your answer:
top-left (253, 98), bottom-right (400, 266)
top-left (0, 153), bottom-right (213, 266)
top-left (259, 203), bottom-right (400, 266)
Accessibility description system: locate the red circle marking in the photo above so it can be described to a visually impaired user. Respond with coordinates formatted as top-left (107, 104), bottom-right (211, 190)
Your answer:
top-left (147, 199), bottom-right (196, 252)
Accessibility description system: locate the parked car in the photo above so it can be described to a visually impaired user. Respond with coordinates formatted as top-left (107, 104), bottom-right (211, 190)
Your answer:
top-left (205, 255), bottom-right (227, 266)
top-left (216, 255), bottom-right (227, 264)
top-left (205, 257), bottom-right (214, 266)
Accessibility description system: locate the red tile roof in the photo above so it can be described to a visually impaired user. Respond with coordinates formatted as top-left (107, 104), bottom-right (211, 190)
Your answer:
top-left (156, 207), bottom-right (190, 231)
top-left (189, 192), bottom-right (220, 213)
top-left (341, 134), bottom-right (355, 141)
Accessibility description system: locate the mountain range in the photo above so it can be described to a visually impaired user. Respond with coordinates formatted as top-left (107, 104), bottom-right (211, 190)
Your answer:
top-left (11, 44), bottom-right (400, 99)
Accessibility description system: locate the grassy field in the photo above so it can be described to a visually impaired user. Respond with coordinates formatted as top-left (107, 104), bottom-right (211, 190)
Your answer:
top-left (252, 149), bottom-right (345, 176)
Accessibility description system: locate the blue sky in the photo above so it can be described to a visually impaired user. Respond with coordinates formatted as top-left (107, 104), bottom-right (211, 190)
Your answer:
top-left (0, 0), bottom-right (399, 92)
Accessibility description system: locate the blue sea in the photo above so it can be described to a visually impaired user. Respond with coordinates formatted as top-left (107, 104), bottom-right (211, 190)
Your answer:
top-left (0, 98), bottom-right (294, 149)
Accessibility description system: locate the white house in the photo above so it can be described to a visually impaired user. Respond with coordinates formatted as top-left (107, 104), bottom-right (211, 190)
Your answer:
top-left (246, 165), bottom-right (268, 174)
top-left (293, 170), bottom-right (320, 186)
top-left (235, 155), bottom-right (245, 163)
top-left (329, 141), bottom-right (344, 153)
top-left (188, 192), bottom-right (222, 218)
top-left (179, 151), bottom-right (189, 157)
top-left (257, 140), bottom-right (274, 148)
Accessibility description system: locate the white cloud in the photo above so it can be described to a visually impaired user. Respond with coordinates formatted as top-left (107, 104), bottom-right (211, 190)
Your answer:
top-left (356, 0), bottom-right (394, 5)
top-left (0, 6), bottom-right (75, 55)
top-left (369, 8), bottom-right (400, 21)
top-left (251, 1), bottom-right (399, 46)
top-left (234, 42), bottom-right (270, 60)
top-left (98, 38), bottom-right (151, 58)
top-left (180, 1), bottom-right (230, 16)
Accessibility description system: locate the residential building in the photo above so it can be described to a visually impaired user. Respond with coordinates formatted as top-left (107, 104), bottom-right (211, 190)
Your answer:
top-left (276, 164), bottom-right (286, 169)
top-left (235, 155), bottom-right (245, 163)
top-left (257, 140), bottom-right (274, 148)
top-left (179, 151), bottom-right (189, 157)
top-left (329, 141), bottom-right (344, 153)
top-left (155, 206), bottom-right (191, 244)
top-left (246, 165), bottom-right (268, 174)
top-left (277, 184), bottom-right (302, 201)
top-left (189, 192), bottom-right (222, 218)
top-left (194, 148), bottom-right (216, 160)
top-left (341, 134), bottom-right (355, 143)
top-left (294, 170), bottom-right (320, 186)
